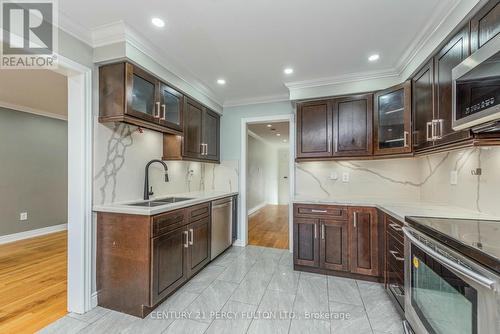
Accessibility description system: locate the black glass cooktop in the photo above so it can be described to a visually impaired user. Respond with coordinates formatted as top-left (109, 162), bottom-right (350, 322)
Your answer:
top-left (405, 216), bottom-right (500, 275)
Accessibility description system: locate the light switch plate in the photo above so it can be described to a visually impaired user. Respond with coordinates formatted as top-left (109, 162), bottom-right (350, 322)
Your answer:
top-left (450, 170), bottom-right (458, 185)
top-left (342, 172), bottom-right (350, 183)
top-left (20, 212), bottom-right (28, 221)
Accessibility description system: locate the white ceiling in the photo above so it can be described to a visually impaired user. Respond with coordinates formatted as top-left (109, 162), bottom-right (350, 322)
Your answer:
top-left (249, 122), bottom-right (289, 146)
top-left (60, 0), bottom-right (459, 106)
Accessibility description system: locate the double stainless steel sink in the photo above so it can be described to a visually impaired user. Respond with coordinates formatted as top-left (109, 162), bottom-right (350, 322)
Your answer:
top-left (127, 197), bottom-right (194, 207)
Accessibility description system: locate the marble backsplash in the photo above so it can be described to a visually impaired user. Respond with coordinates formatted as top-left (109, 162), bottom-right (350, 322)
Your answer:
top-left (93, 119), bottom-right (499, 216)
top-left (93, 121), bottom-right (238, 205)
top-left (295, 146), bottom-right (500, 216)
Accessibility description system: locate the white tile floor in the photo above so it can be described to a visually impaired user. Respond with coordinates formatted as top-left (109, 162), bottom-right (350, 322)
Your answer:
top-left (39, 246), bottom-right (404, 334)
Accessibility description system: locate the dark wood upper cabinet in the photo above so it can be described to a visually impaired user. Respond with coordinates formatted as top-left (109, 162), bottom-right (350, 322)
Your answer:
top-left (151, 226), bottom-right (188, 305)
top-left (470, 0), bottom-right (500, 53)
top-left (319, 219), bottom-right (349, 272)
top-left (183, 98), bottom-right (204, 159)
top-left (164, 97), bottom-right (220, 163)
top-left (293, 217), bottom-right (320, 268)
top-left (99, 62), bottom-right (183, 134)
top-left (296, 100), bottom-right (333, 158)
top-left (349, 207), bottom-right (379, 277)
top-left (434, 26), bottom-right (472, 145)
top-left (159, 83), bottom-right (183, 132)
top-left (332, 94), bottom-right (373, 157)
top-left (374, 82), bottom-right (412, 155)
top-left (202, 109), bottom-right (220, 161)
top-left (412, 59), bottom-right (435, 151)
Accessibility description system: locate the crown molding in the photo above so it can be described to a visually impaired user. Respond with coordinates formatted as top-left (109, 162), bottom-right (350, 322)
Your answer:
top-left (223, 93), bottom-right (290, 108)
top-left (58, 10), bottom-right (93, 46)
top-left (284, 68), bottom-right (399, 91)
top-left (91, 21), bottom-right (223, 110)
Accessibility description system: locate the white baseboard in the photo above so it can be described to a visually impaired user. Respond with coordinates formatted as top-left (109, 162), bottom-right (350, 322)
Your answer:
top-left (232, 239), bottom-right (246, 247)
top-left (91, 291), bottom-right (98, 308)
top-left (248, 202), bottom-right (267, 216)
top-left (0, 223), bottom-right (67, 245)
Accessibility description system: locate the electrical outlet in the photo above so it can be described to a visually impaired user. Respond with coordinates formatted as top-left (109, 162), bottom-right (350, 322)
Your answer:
top-left (329, 171), bottom-right (338, 180)
top-left (20, 212), bottom-right (28, 221)
top-left (450, 171), bottom-right (458, 185)
top-left (342, 172), bottom-right (350, 183)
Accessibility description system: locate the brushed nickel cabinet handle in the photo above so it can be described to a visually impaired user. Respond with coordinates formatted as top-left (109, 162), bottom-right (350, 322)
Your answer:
top-left (321, 224), bottom-right (325, 240)
top-left (205, 143), bottom-right (208, 155)
top-left (311, 209), bottom-right (327, 213)
top-left (426, 121), bottom-right (433, 141)
top-left (189, 228), bottom-right (194, 245)
top-left (161, 104), bottom-right (166, 120)
top-left (389, 223), bottom-right (403, 232)
top-left (183, 231), bottom-right (189, 248)
top-left (314, 224), bottom-right (317, 239)
top-left (404, 131), bottom-right (409, 148)
top-left (353, 212), bottom-right (358, 228)
top-left (155, 102), bottom-right (160, 118)
top-left (389, 250), bottom-right (405, 262)
top-left (327, 137), bottom-right (331, 153)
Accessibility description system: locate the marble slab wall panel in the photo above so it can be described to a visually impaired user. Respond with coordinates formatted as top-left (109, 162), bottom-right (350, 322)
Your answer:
top-left (93, 121), bottom-right (205, 204)
top-left (203, 160), bottom-right (239, 194)
top-left (294, 146), bottom-right (500, 217)
top-left (418, 147), bottom-right (500, 216)
top-left (295, 158), bottom-right (422, 202)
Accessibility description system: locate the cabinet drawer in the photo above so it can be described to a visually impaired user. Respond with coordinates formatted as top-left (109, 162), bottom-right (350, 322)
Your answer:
top-left (187, 202), bottom-right (210, 222)
top-left (294, 204), bottom-right (347, 220)
top-left (153, 209), bottom-right (186, 237)
top-left (387, 236), bottom-right (404, 275)
top-left (385, 216), bottom-right (404, 243)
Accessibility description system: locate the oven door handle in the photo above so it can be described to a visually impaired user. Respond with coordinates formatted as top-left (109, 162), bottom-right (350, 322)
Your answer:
top-left (403, 227), bottom-right (496, 291)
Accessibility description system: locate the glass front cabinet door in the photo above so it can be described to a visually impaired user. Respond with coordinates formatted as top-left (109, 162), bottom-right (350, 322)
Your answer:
top-left (126, 63), bottom-right (160, 123)
top-left (159, 83), bottom-right (183, 131)
top-left (374, 82), bottom-right (412, 155)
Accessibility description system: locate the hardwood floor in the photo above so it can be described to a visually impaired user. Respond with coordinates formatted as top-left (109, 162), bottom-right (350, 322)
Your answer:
top-left (0, 231), bottom-right (67, 334)
top-left (248, 204), bottom-right (289, 249)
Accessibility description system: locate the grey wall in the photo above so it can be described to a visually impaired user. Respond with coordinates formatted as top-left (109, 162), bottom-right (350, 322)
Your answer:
top-left (0, 108), bottom-right (68, 236)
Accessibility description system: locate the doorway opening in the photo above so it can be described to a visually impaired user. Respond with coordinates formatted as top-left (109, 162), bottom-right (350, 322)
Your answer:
top-left (240, 115), bottom-right (294, 251)
top-left (0, 69), bottom-right (69, 332)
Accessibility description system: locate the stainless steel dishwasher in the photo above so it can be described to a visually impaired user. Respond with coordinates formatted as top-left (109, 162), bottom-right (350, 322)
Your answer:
top-left (211, 197), bottom-right (233, 260)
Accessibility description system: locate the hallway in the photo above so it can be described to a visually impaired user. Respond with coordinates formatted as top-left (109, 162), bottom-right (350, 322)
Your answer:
top-left (248, 205), bottom-right (289, 249)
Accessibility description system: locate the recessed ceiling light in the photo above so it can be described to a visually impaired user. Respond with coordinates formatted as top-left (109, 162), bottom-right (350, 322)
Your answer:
top-left (151, 17), bottom-right (165, 28)
top-left (283, 139), bottom-right (287, 143)
top-left (276, 133), bottom-right (281, 137)
top-left (284, 68), bottom-right (294, 75)
top-left (267, 124), bottom-right (272, 128)
top-left (368, 54), bottom-right (380, 62)
top-left (217, 79), bottom-right (226, 85)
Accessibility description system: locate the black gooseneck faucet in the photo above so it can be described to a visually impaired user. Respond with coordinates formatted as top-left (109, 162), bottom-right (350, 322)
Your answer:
top-left (144, 159), bottom-right (169, 200)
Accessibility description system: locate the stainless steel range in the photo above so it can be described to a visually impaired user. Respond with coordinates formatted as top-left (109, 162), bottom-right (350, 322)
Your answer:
top-left (402, 217), bottom-right (500, 334)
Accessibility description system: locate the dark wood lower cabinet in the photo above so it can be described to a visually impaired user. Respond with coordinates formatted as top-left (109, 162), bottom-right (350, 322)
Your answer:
top-left (294, 204), bottom-right (382, 281)
top-left (97, 199), bottom-right (231, 318)
top-left (319, 219), bottom-right (349, 272)
top-left (152, 227), bottom-right (188, 305)
top-left (187, 216), bottom-right (211, 276)
top-left (293, 217), bottom-right (319, 267)
top-left (349, 207), bottom-right (380, 277)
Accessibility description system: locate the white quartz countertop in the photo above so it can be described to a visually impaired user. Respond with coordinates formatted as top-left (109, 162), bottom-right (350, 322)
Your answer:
top-left (292, 196), bottom-right (500, 222)
top-left (93, 191), bottom-right (238, 216)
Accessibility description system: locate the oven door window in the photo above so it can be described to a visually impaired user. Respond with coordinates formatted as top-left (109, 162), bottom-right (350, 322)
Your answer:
top-left (411, 244), bottom-right (478, 334)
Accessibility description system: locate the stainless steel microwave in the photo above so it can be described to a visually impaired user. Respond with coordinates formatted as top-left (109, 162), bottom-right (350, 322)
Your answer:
top-left (452, 32), bottom-right (500, 132)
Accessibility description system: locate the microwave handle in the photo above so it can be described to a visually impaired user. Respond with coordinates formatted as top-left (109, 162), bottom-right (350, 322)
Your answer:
top-left (403, 227), bottom-right (496, 291)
